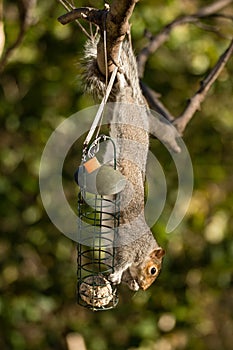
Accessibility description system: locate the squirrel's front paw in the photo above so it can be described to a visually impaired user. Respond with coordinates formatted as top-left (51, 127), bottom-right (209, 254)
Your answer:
top-left (128, 280), bottom-right (140, 291)
top-left (109, 271), bottom-right (122, 285)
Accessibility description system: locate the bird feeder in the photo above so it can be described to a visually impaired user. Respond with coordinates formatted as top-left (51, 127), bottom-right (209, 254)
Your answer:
top-left (74, 135), bottom-right (125, 311)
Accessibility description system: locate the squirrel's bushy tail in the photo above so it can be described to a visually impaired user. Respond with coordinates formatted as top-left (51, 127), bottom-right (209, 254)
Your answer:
top-left (82, 38), bottom-right (107, 101)
top-left (82, 36), bottom-right (144, 104)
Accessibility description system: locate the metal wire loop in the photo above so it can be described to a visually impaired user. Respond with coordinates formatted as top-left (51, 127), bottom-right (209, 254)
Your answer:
top-left (76, 135), bottom-right (120, 311)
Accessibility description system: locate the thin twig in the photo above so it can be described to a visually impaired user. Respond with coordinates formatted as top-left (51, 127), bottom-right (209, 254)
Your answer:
top-left (173, 39), bottom-right (233, 134)
top-left (140, 81), bottom-right (174, 122)
top-left (210, 13), bottom-right (233, 21)
top-left (58, 0), bottom-right (75, 11)
top-left (194, 22), bottom-right (225, 38)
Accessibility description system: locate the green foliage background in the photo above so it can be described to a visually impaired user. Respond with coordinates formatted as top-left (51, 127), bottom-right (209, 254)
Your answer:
top-left (0, 1), bottom-right (233, 349)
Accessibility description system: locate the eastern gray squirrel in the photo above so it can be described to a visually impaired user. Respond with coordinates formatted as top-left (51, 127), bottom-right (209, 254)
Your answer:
top-left (83, 35), bottom-right (165, 291)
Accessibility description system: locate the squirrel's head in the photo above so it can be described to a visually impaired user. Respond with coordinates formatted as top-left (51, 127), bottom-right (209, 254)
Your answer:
top-left (136, 247), bottom-right (165, 291)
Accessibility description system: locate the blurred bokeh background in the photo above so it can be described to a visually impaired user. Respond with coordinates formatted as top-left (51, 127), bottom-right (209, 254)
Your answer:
top-left (0, 1), bottom-right (233, 349)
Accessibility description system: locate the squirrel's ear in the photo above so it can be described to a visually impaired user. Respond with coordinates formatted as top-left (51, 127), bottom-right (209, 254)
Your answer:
top-left (150, 248), bottom-right (165, 260)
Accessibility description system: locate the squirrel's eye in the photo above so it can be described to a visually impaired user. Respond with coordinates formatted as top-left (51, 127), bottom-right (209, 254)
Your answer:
top-left (150, 267), bottom-right (157, 275)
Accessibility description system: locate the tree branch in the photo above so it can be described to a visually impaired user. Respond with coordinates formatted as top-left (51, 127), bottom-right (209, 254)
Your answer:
top-left (0, 0), bottom-right (5, 59)
top-left (195, 0), bottom-right (233, 16)
top-left (136, 0), bottom-right (233, 136)
top-left (58, 7), bottom-right (104, 27)
top-left (137, 0), bottom-right (233, 78)
top-left (58, 0), bottom-right (138, 76)
top-left (57, 0), bottom-right (93, 39)
top-left (152, 120), bottom-right (181, 153)
top-left (58, 0), bottom-right (233, 140)
top-left (0, 0), bottom-right (35, 73)
top-left (140, 81), bottom-right (174, 122)
top-left (174, 39), bottom-right (233, 134)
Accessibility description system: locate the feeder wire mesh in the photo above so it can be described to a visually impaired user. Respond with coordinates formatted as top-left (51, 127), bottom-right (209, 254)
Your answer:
top-left (75, 135), bottom-right (121, 310)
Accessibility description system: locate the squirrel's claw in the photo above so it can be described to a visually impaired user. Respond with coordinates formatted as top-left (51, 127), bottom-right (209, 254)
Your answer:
top-left (109, 271), bottom-right (122, 285)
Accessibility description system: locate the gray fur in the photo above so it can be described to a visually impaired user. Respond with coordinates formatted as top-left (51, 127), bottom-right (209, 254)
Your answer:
top-left (83, 36), bottom-right (164, 290)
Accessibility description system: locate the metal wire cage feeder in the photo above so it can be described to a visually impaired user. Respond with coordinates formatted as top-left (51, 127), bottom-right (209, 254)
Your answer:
top-left (75, 135), bottom-right (124, 311)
